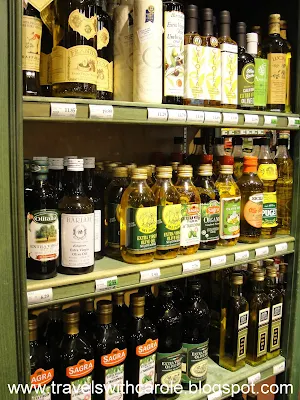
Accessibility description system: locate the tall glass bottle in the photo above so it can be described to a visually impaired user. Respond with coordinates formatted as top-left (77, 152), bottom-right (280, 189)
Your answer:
top-left (120, 168), bottom-right (157, 264)
top-left (219, 274), bottom-right (249, 371)
top-left (275, 138), bottom-right (293, 234)
top-left (215, 156), bottom-right (241, 246)
top-left (152, 166), bottom-right (181, 260)
top-left (40, 17), bottom-right (53, 96)
top-left (138, 286), bottom-right (157, 323)
top-left (188, 137), bottom-right (207, 176)
top-left (252, 26), bottom-right (262, 56)
top-left (26, 158), bottom-right (59, 280)
top-left (278, 262), bottom-right (287, 297)
top-left (175, 165), bottom-right (201, 255)
top-left (232, 137), bottom-right (244, 181)
top-left (280, 20), bottom-right (292, 112)
top-left (112, 291), bottom-right (130, 335)
top-left (257, 138), bottom-right (278, 238)
top-left (80, 298), bottom-right (97, 344)
top-left (251, 138), bottom-right (261, 158)
top-left (42, 304), bottom-right (64, 351)
top-left (48, 158), bottom-right (64, 200)
top-left (59, 159), bottom-right (95, 275)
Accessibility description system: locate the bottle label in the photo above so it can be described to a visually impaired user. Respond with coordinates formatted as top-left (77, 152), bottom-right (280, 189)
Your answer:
top-left (136, 338), bottom-right (158, 357)
top-left (156, 350), bottom-right (182, 394)
top-left (66, 359), bottom-right (95, 379)
top-left (163, 10), bottom-right (184, 97)
top-left (52, 45), bottom-right (97, 85)
top-left (101, 348), bottom-right (127, 367)
top-left (179, 203), bottom-right (201, 247)
top-left (22, 15), bottom-right (42, 72)
top-left (27, 210), bottom-right (59, 261)
top-left (69, 10), bottom-right (97, 40)
top-left (94, 210), bottom-right (101, 252)
top-left (257, 307), bottom-right (270, 357)
top-left (269, 302), bottom-right (283, 352)
top-left (254, 58), bottom-right (268, 107)
top-left (258, 307), bottom-right (270, 326)
top-left (244, 193), bottom-right (263, 228)
top-left (220, 44), bottom-right (238, 105)
top-left (31, 367), bottom-right (54, 399)
top-left (204, 45), bottom-right (222, 101)
top-left (262, 192), bottom-right (277, 228)
top-left (238, 310), bottom-right (249, 330)
top-left (97, 58), bottom-right (113, 92)
top-left (200, 200), bottom-right (220, 242)
top-left (257, 164), bottom-right (278, 181)
top-left (219, 197), bottom-right (241, 239)
top-left (40, 52), bottom-right (52, 86)
top-left (104, 364), bottom-right (125, 400)
top-left (97, 27), bottom-right (110, 50)
top-left (71, 375), bottom-right (92, 399)
top-left (61, 213), bottom-right (94, 268)
top-left (157, 204), bottom-right (181, 250)
top-left (184, 42), bottom-right (204, 100)
top-left (181, 340), bottom-right (208, 383)
top-left (236, 311), bottom-right (249, 362)
top-left (125, 207), bottom-right (157, 253)
top-left (267, 53), bottom-right (287, 105)
top-left (286, 53), bottom-right (291, 109)
top-left (238, 63), bottom-right (255, 107)
top-left (138, 353), bottom-right (156, 397)
top-left (108, 203), bottom-right (120, 248)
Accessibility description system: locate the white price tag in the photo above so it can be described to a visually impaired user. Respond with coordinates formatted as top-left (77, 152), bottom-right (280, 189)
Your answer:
top-left (275, 242), bottom-right (288, 252)
top-left (168, 109), bottom-right (187, 121)
top-left (264, 115), bottom-right (278, 126)
top-left (248, 372), bottom-right (261, 384)
top-left (204, 111), bottom-right (222, 124)
top-left (235, 250), bottom-right (250, 262)
top-left (140, 268), bottom-right (161, 282)
top-left (89, 104), bottom-right (113, 119)
top-left (273, 361), bottom-right (285, 375)
top-left (147, 108), bottom-right (168, 121)
top-left (51, 103), bottom-right (77, 118)
top-left (288, 117), bottom-right (300, 127)
top-left (211, 255), bottom-right (227, 267)
top-left (207, 390), bottom-right (222, 400)
top-left (223, 113), bottom-right (239, 125)
top-left (187, 110), bottom-right (205, 123)
top-left (95, 276), bottom-right (118, 292)
top-left (244, 114), bottom-right (259, 125)
top-left (255, 246), bottom-right (269, 257)
top-left (182, 260), bottom-right (200, 274)
top-left (27, 288), bottom-right (53, 305)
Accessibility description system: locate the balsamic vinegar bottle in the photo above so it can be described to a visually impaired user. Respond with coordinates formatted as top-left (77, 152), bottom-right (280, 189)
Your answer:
top-left (80, 298), bottom-right (97, 344)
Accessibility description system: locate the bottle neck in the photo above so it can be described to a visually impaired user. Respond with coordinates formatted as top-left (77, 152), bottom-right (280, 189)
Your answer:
top-left (281, 29), bottom-right (287, 40)
top-left (98, 313), bottom-right (112, 325)
top-left (214, 144), bottom-right (225, 156)
top-left (84, 168), bottom-right (95, 190)
top-left (203, 20), bottom-right (213, 36)
top-left (253, 280), bottom-right (264, 292)
top-left (259, 145), bottom-right (272, 160)
top-left (247, 42), bottom-right (258, 56)
top-left (64, 321), bottom-right (79, 335)
top-left (132, 305), bottom-right (144, 319)
top-left (237, 33), bottom-right (246, 49)
top-left (187, 286), bottom-right (201, 298)
top-left (231, 283), bottom-right (243, 297)
top-left (113, 294), bottom-right (125, 306)
top-left (275, 145), bottom-right (289, 159)
top-left (220, 23), bottom-right (230, 38)
top-left (66, 170), bottom-right (85, 195)
top-left (266, 276), bottom-right (277, 288)
top-left (186, 17), bottom-right (198, 34)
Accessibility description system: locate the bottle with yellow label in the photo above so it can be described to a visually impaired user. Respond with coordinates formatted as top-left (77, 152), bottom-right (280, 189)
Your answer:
top-left (52, 0), bottom-right (97, 98)
top-left (280, 20), bottom-right (292, 112)
top-left (257, 138), bottom-right (278, 239)
top-left (120, 168), bottom-right (157, 264)
top-left (152, 166), bottom-right (181, 260)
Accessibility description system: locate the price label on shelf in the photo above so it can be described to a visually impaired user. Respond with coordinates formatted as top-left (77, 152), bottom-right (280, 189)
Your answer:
top-left (167, 109), bottom-right (187, 121)
top-left (140, 268), bottom-right (161, 282)
top-left (207, 390), bottom-right (222, 400)
top-left (223, 113), bottom-right (239, 125)
top-left (27, 288), bottom-right (53, 305)
top-left (235, 250), bottom-right (250, 262)
top-left (244, 114), bottom-right (259, 125)
top-left (264, 115), bottom-right (278, 126)
top-left (95, 276), bottom-right (118, 292)
top-left (248, 372), bottom-right (261, 384)
top-left (51, 103), bottom-right (77, 118)
top-left (255, 246), bottom-right (269, 257)
top-left (210, 255), bottom-right (226, 267)
top-left (273, 361), bottom-right (285, 375)
top-left (186, 110), bottom-right (205, 123)
top-left (275, 242), bottom-right (288, 252)
top-left (89, 105), bottom-right (114, 119)
top-left (147, 108), bottom-right (168, 121)
top-left (182, 260), bottom-right (200, 274)
top-left (204, 111), bottom-right (222, 124)
top-left (288, 117), bottom-right (300, 127)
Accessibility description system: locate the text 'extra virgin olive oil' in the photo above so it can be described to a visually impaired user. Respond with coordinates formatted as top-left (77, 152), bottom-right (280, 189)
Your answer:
top-left (59, 159), bottom-right (95, 275)
top-left (120, 168), bottom-right (157, 264)
top-left (152, 166), bottom-right (181, 260)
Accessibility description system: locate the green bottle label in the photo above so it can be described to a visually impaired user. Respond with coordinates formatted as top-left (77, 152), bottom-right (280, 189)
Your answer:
top-left (156, 350), bottom-right (182, 394)
top-left (200, 200), bottom-right (220, 242)
top-left (108, 203), bottom-right (120, 247)
top-left (238, 63), bottom-right (255, 107)
top-left (181, 340), bottom-right (208, 383)
top-left (126, 207), bottom-right (157, 253)
top-left (262, 192), bottom-right (277, 228)
top-left (254, 58), bottom-right (268, 107)
top-left (157, 204), bottom-right (181, 250)
top-left (220, 197), bottom-right (241, 239)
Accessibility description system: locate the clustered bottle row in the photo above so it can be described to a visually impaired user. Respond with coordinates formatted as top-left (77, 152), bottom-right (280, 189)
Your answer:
top-left (25, 136), bottom-right (292, 279)
top-left (29, 257), bottom-right (287, 399)
top-left (23, 0), bottom-right (292, 112)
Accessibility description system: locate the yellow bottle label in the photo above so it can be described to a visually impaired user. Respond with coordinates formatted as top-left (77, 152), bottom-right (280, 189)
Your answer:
top-left (68, 9), bottom-right (97, 40)
top-left (97, 27), bottom-right (110, 50)
top-left (257, 164), bottom-right (278, 180)
top-left (52, 45), bottom-right (97, 85)
top-left (262, 192), bottom-right (277, 228)
top-left (236, 328), bottom-right (248, 362)
top-left (286, 53), bottom-right (291, 109)
top-left (22, 15), bottom-right (42, 72)
top-left (97, 58), bottom-right (113, 92)
top-left (267, 53), bottom-right (287, 105)
top-left (257, 324), bottom-right (268, 357)
top-left (40, 52), bottom-right (52, 85)
top-left (40, 4), bottom-right (54, 33)
top-left (269, 303), bottom-right (282, 352)
top-left (28, 0), bottom-right (53, 12)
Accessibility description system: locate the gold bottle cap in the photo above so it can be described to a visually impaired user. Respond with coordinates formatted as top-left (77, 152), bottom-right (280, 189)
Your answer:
top-left (280, 20), bottom-right (287, 29)
top-left (28, 313), bottom-right (38, 331)
top-left (266, 266), bottom-right (277, 278)
top-left (269, 14), bottom-right (281, 34)
top-left (63, 306), bottom-right (80, 324)
top-left (130, 293), bottom-right (145, 307)
top-left (269, 14), bottom-right (281, 24)
top-left (131, 168), bottom-right (147, 180)
top-left (253, 270), bottom-right (265, 281)
top-left (125, 163), bottom-right (137, 176)
top-left (178, 165), bottom-right (193, 177)
top-left (279, 263), bottom-right (287, 273)
top-left (156, 166), bottom-right (172, 179)
top-left (248, 261), bottom-right (259, 271)
top-left (80, 298), bottom-right (94, 312)
top-left (198, 164), bottom-right (213, 176)
top-left (263, 259), bottom-right (274, 267)
top-left (97, 300), bottom-right (113, 314)
top-left (140, 165), bottom-right (153, 178)
top-left (112, 291), bottom-right (125, 305)
top-left (113, 166), bottom-right (128, 178)
top-left (171, 162), bottom-right (180, 171)
top-left (219, 165), bottom-right (233, 174)
top-left (149, 164), bottom-right (156, 174)
top-left (106, 162), bottom-right (119, 172)
top-left (48, 304), bottom-right (62, 319)
top-left (232, 274), bottom-right (243, 285)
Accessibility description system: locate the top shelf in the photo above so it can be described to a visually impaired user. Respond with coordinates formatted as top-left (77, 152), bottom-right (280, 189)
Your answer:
top-left (23, 97), bottom-right (300, 130)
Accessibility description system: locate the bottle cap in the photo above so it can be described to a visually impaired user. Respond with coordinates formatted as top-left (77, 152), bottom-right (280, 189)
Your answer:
top-left (244, 156), bottom-right (258, 167)
top-left (233, 137), bottom-right (243, 146)
top-left (49, 158), bottom-right (64, 170)
top-left (279, 263), bottom-right (287, 273)
top-left (269, 14), bottom-right (281, 24)
top-left (31, 158), bottom-right (49, 174)
top-left (263, 258), bottom-right (274, 267)
top-left (220, 10), bottom-right (231, 24)
top-left (63, 306), bottom-right (80, 324)
top-left (67, 158), bottom-right (84, 172)
top-left (171, 161), bottom-right (180, 170)
top-left (232, 273), bottom-right (243, 285)
top-left (202, 8), bottom-right (213, 21)
top-left (83, 157), bottom-right (95, 169)
top-left (194, 137), bottom-right (205, 145)
top-left (48, 304), bottom-right (62, 320)
top-left (112, 292), bottom-right (125, 304)
top-left (220, 155), bottom-right (234, 165)
top-left (280, 20), bottom-right (287, 29)
top-left (236, 22), bottom-right (247, 34)
top-left (198, 164), bottom-right (213, 176)
top-left (200, 154), bottom-right (213, 164)
top-left (156, 166), bottom-right (172, 179)
top-left (64, 156), bottom-right (77, 167)
top-left (277, 138), bottom-right (288, 146)
top-left (130, 293), bottom-right (145, 307)
top-left (253, 270), bottom-right (265, 281)
top-left (105, 162), bottom-right (119, 172)
top-left (174, 137), bottom-right (184, 144)
top-left (81, 298), bottom-right (94, 312)
top-left (28, 313), bottom-right (38, 331)
top-left (131, 168), bottom-right (147, 180)
top-left (178, 165), bottom-right (193, 178)
top-left (113, 166), bottom-right (128, 178)
top-left (185, 4), bottom-right (198, 19)
top-left (247, 32), bottom-right (258, 55)
top-left (266, 266), bottom-right (277, 278)
top-left (97, 300), bottom-right (113, 314)
top-left (248, 262), bottom-right (259, 272)
top-left (214, 137), bottom-right (224, 145)
top-left (140, 165), bottom-right (152, 178)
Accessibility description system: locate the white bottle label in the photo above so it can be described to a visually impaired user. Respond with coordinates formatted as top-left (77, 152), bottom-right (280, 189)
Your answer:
top-left (203, 45), bottom-right (221, 101)
top-left (105, 364), bottom-right (125, 400)
top-left (184, 43), bottom-right (204, 100)
top-left (220, 43), bottom-right (238, 105)
top-left (138, 353), bottom-right (156, 397)
top-left (61, 213), bottom-right (94, 268)
top-left (94, 210), bottom-right (101, 252)
top-left (180, 203), bottom-right (201, 247)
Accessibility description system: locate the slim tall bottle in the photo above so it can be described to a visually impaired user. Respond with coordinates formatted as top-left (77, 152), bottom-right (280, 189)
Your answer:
top-left (232, 137), bottom-right (244, 181)
top-left (80, 298), bottom-right (97, 344)
top-left (40, 19), bottom-right (52, 96)
top-left (48, 158), bottom-right (64, 200)
top-left (138, 286), bottom-right (157, 323)
top-left (280, 20), bottom-right (292, 112)
top-left (237, 23), bottom-right (254, 109)
top-left (112, 291), bottom-right (130, 334)
top-left (42, 304), bottom-right (64, 351)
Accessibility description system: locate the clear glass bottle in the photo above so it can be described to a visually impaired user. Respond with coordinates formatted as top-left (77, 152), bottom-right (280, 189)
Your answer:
top-left (171, 161), bottom-right (180, 184)
top-left (280, 20), bottom-right (292, 112)
top-left (232, 137), bottom-right (244, 181)
top-left (188, 137), bottom-right (207, 176)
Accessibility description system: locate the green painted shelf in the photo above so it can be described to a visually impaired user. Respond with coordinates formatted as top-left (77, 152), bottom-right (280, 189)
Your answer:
top-left (27, 235), bottom-right (294, 308)
top-left (23, 96), bottom-right (300, 129)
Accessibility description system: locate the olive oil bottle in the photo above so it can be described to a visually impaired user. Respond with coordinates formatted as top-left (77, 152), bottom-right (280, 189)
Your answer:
top-left (152, 166), bottom-right (181, 260)
top-left (80, 298), bottom-right (97, 344)
top-left (219, 274), bottom-right (249, 371)
top-left (42, 304), bottom-right (63, 351)
top-left (120, 168), bottom-right (157, 264)
top-left (175, 165), bottom-right (201, 255)
top-left (278, 262), bottom-right (287, 297)
top-left (138, 286), bottom-right (157, 323)
top-left (112, 291), bottom-right (130, 335)
top-left (246, 271), bottom-right (270, 366)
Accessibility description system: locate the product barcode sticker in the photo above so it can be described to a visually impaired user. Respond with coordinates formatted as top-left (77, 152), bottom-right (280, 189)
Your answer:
top-left (264, 115), bottom-right (278, 126)
top-left (89, 104), bottom-right (114, 119)
top-left (140, 268), bottom-right (161, 282)
top-left (288, 117), bottom-right (300, 127)
top-left (207, 390), bottom-right (223, 400)
top-left (244, 114), bottom-right (259, 125)
top-left (51, 103), bottom-right (77, 118)
top-left (223, 113), bottom-right (239, 124)
top-left (248, 372), bottom-right (261, 384)
top-left (187, 110), bottom-right (205, 123)
top-left (255, 246), bottom-right (269, 257)
top-left (95, 276), bottom-right (118, 292)
top-left (210, 255), bottom-right (227, 267)
top-left (168, 109), bottom-right (187, 121)
top-left (235, 250), bottom-right (250, 262)
top-left (27, 288), bottom-right (53, 305)
top-left (182, 260), bottom-right (201, 274)
top-left (204, 111), bottom-right (222, 124)
top-left (275, 243), bottom-right (288, 252)
top-left (273, 361), bottom-right (285, 375)
top-left (147, 108), bottom-right (168, 121)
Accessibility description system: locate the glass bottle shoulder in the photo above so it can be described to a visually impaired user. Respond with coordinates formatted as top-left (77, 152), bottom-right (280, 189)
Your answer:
top-left (60, 333), bottom-right (94, 362)
top-left (262, 35), bottom-right (287, 54)
top-left (59, 194), bottom-right (94, 213)
top-left (152, 180), bottom-right (181, 205)
top-left (25, 181), bottom-right (57, 210)
top-left (122, 181), bottom-right (156, 208)
top-left (237, 173), bottom-right (263, 190)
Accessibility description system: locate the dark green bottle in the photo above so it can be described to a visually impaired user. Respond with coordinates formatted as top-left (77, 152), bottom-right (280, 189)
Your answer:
top-left (80, 298), bottom-right (97, 345)
top-left (112, 291), bottom-right (130, 335)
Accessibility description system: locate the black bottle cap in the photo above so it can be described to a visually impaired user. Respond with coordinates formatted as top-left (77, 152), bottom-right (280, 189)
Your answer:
top-left (277, 138), bottom-right (289, 146)
top-left (237, 22), bottom-right (247, 48)
top-left (214, 137), bottom-right (224, 144)
top-left (202, 8), bottom-right (213, 21)
top-left (236, 22), bottom-right (247, 34)
top-left (233, 137), bottom-right (243, 146)
top-left (174, 136), bottom-right (184, 144)
top-left (253, 138), bottom-right (262, 146)
top-left (194, 137), bottom-right (205, 145)
top-left (185, 4), bottom-right (198, 19)
top-left (260, 138), bottom-right (270, 145)
top-left (220, 10), bottom-right (231, 24)
top-left (185, 4), bottom-right (198, 33)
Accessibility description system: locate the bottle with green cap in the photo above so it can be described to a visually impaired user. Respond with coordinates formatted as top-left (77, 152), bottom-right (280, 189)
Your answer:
top-left (25, 157), bottom-right (59, 280)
